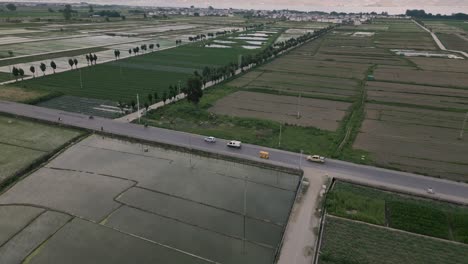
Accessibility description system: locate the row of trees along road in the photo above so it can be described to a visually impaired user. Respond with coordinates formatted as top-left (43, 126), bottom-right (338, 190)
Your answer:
top-left (119, 26), bottom-right (333, 115)
top-left (12, 62), bottom-right (55, 81)
top-left (128, 43), bottom-right (160, 55)
top-left (118, 73), bottom-right (203, 115)
top-left (11, 53), bottom-right (99, 81)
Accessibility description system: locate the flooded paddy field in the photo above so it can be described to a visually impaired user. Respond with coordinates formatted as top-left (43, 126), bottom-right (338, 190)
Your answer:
top-left (0, 135), bottom-right (300, 263)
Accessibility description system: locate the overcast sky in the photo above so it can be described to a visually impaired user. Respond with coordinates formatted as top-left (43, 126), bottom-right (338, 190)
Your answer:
top-left (6, 0), bottom-right (468, 14)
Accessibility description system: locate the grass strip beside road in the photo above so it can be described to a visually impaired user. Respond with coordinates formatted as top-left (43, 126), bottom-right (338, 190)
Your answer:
top-left (142, 84), bottom-right (337, 156)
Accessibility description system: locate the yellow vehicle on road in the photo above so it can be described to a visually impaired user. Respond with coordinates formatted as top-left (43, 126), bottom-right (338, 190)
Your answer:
top-left (259, 151), bottom-right (270, 159)
top-left (307, 155), bottom-right (325, 164)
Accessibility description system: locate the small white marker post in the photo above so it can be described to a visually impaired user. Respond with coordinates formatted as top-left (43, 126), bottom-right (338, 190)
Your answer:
top-left (297, 93), bottom-right (301, 119)
top-left (278, 124), bottom-right (282, 147)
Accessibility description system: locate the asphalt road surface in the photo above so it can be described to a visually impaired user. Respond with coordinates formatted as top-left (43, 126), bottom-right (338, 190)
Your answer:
top-left (1, 100), bottom-right (467, 204)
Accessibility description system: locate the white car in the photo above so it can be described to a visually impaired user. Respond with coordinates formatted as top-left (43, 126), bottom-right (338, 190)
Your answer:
top-left (307, 155), bottom-right (325, 164)
top-left (204, 136), bottom-right (216, 143)
top-left (227, 140), bottom-right (242, 148)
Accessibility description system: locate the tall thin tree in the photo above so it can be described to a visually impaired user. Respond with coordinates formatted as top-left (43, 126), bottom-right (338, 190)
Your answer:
top-left (29, 65), bottom-right (35, 78)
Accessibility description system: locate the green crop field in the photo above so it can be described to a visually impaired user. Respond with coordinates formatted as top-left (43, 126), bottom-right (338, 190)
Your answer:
top-left (0, 72), bottom-right (13, 82)
top-left (326, 181), bottom-right (468, 243)
top-left (319, 216), bottom-right (468, 264)
top-left (437, 33), bottom-right (468, 53)
top-left (0, 115), bottom-right (83, 187)
top-left (15, 33), bottom-right (277, 103)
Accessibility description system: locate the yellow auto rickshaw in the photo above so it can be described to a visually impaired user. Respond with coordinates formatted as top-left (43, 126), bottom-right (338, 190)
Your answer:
top-left (259, 151), bottom-right (270, 159)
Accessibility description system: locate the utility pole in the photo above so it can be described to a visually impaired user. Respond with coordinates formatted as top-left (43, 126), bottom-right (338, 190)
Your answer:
top-left (278, 124), bottom-right (282, 147)
top-left (79, 69), bottom-right (83, 89)
top-left (297, 93), bottom-right (301, 119)
top-left (459, 112), bottom-right (468, 140)
top-left (137, 93), bottom-right (140, 124)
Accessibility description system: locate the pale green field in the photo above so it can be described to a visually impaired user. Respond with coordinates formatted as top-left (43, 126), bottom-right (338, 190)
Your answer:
top-left (0, 115), bottom-right (83, 185)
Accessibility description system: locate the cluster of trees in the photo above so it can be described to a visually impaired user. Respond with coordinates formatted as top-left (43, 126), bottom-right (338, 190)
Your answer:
top-left (128, 9), bottom-right (145, 14)
top-left (11, 67), bottom-right (24, 81)
top-left (60, 4), bottom-right (77, 21)
top-left (11, 61), bottom-right (58, 81)
top-left (188, 34), bottom-right (206, 42)
top-left (128, 43), bottom-right (161, 56)
top-left (242, 24), bottom-right (264, 31)
top-left (175, 39), bottom-right (183, 46)
top-left (68, 58), bottom-right (79, 69)
top-left (406, 9), bottom-right (468, 20)
top-left (118, 73), bottom-right (204, 115)
top-left (94, 10), bottom-right (121, 18)
top-left (114, 50), bottom-right (121, 59)
top-left (85, 54), bottom-right (98, 65)
top-left (5, 3), bottom-right (16, 11)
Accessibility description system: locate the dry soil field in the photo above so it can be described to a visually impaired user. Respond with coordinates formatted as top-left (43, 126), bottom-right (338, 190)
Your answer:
top-left (366, 81), bottom-right (468, 110)
top-left (209, 91), bottom-right (351, 131)
top-left (354, 103), bottom-right (468, 181)
top-left (373, 66), bottom-right (468, 88)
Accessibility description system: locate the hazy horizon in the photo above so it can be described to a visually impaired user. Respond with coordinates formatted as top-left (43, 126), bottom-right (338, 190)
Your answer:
top-left (3, 0), bottom-right (468, 14)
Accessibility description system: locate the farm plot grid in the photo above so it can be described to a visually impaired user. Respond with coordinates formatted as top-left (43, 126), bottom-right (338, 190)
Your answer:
top-left (373, 20), bottom-right (438, 50)
top-left (373, 65), bottom-right (468, 89)
top-left (208, 91), bottom-right (351, 131)
top-left (0, 115), bottom-right (82, 185)
top-left (409, 57), bottom-right (468, 73)
top-left (326, 181), bottom-right (468, 243)
top-left (437, 33), bottom-right (468, 53)
top-left (0, 135), bottom-right (300, 263)
top-left (353, 104), bottom-right (468, 181)
top-left (366, 81), bottom-right (468, 110)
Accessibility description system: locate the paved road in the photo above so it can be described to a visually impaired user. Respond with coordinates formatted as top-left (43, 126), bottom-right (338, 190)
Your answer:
top-left (413, 20), bottom-right (468, 58)
top-left (1, 100), bottom-right (468, 204)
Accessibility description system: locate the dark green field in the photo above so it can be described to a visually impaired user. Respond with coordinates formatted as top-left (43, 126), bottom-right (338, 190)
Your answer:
top-left (15, 37), bottom-right (272, 103)
top-left (326, 181), bottom-right (468, 243)
top-left (320, 216), bottom-right (468, 264)
top-left (0, 72), bottom-right (14, 82)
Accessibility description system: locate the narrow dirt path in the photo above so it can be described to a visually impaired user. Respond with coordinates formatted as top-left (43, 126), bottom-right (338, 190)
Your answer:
top-left (277, 168), bottom-right (327, 264)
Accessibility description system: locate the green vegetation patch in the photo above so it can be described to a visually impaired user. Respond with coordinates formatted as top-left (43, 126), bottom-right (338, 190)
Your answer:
top-left (16, 40), bottom-right (267, 103)
top-left (437, 33), bottom-right (468, 53)
top-left (0, 115), bottom-right (83, 185)
top-left (319, 216), bottom-right (468, 264)
top-left (326, 181), bottom-right (468, 243)
top-left (0, 72), bottom-right (14, 82)
top-left (387, 200), bottom-right (450, 239)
